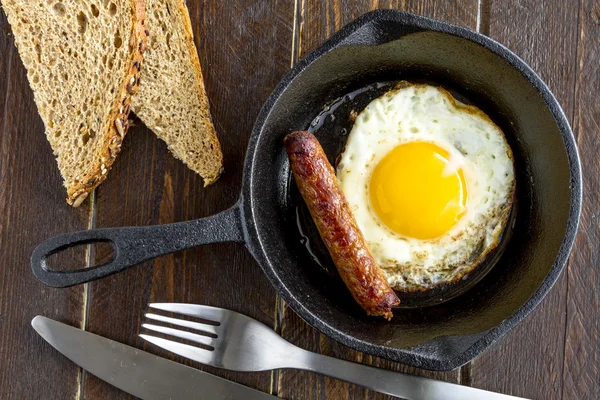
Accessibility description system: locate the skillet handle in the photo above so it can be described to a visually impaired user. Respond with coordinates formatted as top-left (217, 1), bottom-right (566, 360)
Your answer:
top-left (31, 204), bottom-right (245, 288)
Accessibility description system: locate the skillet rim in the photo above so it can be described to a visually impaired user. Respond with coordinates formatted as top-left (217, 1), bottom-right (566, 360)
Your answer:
top-left (243, 9), bottom-right (583, 370)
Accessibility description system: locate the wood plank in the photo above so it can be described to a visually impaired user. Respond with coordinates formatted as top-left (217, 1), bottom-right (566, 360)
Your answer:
top-left (0, 8), bottom-right (88, 399)
top-left (295, 0), bottom-right (478, 59)
top-left (469, 1), bottom-right (580, 399)
top-left (81, 1), bottom-right (295, 398)
top-left (562, 1), bottom-right (600, 398)
top-left (277, 2), bottom-right (478, 399)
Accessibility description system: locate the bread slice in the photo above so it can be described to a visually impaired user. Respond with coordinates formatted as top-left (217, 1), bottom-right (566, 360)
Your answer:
top-left (3, 0), bottom-right (147, 206)
top-left (132, 0), bottom-right (223, 186)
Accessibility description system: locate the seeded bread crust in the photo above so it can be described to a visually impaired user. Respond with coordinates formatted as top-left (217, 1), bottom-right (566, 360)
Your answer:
top-left (68, 0), bottom-right (148, 206)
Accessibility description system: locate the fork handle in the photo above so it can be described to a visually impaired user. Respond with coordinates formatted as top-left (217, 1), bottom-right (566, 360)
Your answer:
top-left (294, 351), bottom-right (528, 400)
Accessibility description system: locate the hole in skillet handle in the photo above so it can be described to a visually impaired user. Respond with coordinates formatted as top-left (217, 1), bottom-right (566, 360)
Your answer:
top-left (45, 241), bottom-right (115, 272)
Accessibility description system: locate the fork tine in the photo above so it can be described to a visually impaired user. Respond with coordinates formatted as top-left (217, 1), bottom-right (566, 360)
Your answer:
top-left (140, 334), bottom-right (216, 366)
top-left (142, 324), bottom-right (214, 347)
top-left (145, 313), bottom-right (218, 336)
top-left (149, 303), bottom-right (227, 323)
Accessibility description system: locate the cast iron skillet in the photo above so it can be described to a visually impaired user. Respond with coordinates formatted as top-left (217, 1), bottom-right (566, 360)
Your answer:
top-left (31, 10), bottom-right (582, 370)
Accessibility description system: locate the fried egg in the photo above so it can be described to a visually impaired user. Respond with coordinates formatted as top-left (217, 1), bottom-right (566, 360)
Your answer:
top-left (336, 82), bottom-right (515, 291)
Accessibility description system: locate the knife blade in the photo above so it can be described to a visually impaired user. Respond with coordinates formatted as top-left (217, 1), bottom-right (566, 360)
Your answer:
top-left (32, 316), bottom-right (278, 400)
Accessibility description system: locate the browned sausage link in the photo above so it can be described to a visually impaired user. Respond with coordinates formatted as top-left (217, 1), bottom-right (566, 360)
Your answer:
top-left (284, 131), bottom-right (400, 320)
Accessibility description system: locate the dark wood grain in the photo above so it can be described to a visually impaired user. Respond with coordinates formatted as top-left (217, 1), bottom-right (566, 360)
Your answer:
top-left (469, 2), bottom-right (581, 399)
top-left (80, 1), bottom-right (294, 398)
top-left (294, 0), bottom-right (478, 59)
top-left (277, 2), bottom-right (478, 399)
top-left (1, 1), bottom-right (598, 399)
top-left (0, 7), bottom-right (88, 399)
top-left (563, 1), bottom-right (600, 399)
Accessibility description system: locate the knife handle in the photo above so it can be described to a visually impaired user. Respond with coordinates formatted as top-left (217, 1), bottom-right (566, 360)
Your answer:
top-left (31, 204), bottom-right (245, 287)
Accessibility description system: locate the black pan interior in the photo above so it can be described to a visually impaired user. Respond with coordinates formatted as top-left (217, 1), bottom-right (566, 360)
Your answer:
top-left (244, 12), bottom-right (579, 370)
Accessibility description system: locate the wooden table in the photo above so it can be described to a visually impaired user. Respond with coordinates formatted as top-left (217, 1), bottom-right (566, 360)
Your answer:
top-left (0, 1), bottom-right (597, 399)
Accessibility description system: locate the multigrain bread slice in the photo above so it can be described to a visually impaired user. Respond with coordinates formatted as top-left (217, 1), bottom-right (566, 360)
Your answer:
top-left (132, 0), bottom-right (223, 185)
top-left (3, 0), bottom-right (147, 206)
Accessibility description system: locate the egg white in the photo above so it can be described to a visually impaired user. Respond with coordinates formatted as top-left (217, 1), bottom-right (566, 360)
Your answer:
top-left (336, 82), bottom-right (515, 291)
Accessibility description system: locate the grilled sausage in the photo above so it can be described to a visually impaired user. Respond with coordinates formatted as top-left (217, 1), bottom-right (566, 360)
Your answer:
top-left (284, 131), bottom-right (400, 320)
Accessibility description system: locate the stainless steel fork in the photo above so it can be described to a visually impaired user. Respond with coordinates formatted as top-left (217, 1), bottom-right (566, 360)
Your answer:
top-left (140, 303), bottom-right (528, 400)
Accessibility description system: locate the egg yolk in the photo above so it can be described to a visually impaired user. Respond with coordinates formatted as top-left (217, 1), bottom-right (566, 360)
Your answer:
top-left (369, 141), bottom-right (467, 240)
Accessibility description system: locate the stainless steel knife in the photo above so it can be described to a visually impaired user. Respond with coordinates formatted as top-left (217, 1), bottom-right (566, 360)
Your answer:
top-left (32, 316), bottom-right (278, 400)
